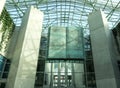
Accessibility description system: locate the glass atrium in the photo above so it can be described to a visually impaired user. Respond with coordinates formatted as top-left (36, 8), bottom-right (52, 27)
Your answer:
top-left (1, 0), bottom-right (120, 88)
top-left (5, 0), bottom-right (120, 34)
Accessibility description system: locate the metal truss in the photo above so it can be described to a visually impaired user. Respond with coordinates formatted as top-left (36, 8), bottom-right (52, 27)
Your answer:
top-left (5, 0), bottom-right (120, 35)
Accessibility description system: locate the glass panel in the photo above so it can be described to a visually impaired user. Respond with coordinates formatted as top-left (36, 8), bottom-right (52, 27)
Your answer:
top-left (44, 62), bottom-right (85, 88)
top-left (0, 55), bottom-right (5, 76)
top-left (48, 27), bottom-right (66, 58)
top-left (48, 26), bottom-right (84, 59)
top-left (67, 27), bottom-right (84, 58)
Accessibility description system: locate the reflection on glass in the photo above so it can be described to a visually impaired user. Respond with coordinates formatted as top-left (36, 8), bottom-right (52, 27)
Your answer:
top-left (44, 62), bottom-right (85, 88)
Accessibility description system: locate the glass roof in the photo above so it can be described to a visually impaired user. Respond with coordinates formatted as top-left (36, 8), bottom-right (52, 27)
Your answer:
top-left (5, 0), bottom-right (120, 35)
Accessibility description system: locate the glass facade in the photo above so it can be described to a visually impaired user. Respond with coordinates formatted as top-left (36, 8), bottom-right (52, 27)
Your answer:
top-left (44, 62), bottom-right (85, 88)
top-left (0, 54), bottom-right (11, 88)
top-left (0, 55), bottom-right (5, 76)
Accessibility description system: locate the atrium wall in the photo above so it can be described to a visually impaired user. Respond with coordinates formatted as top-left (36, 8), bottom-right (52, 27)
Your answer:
top-left (44, 26), bottom-right (86, 88)
top-left (0, 1), bottom-right (119, 88)
top-left (112, 22), bottom-right (120, 87)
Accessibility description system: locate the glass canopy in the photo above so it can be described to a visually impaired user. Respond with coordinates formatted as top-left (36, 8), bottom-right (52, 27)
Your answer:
top-left (5, 0), bottom-right (120, 35)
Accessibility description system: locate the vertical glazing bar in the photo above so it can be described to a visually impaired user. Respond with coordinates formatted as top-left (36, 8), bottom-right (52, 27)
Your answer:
top-left (72, 63), bottom-right (76, 88)
top-left (58, 63), bottom-right (61, 88)
top-left (65, 62), bottom-right (68, 87)
top-left (50, 63), bottom-right (53, 88)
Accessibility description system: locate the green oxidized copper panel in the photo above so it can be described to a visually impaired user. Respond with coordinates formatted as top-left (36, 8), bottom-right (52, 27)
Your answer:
top-left (48, 26), bottom-right (66, 58)
top-left (66, 27), bottom-right (84, 58)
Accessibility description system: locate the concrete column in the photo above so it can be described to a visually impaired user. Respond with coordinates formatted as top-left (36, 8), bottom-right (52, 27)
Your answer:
top-left (6, 6), bottom-right (43, 88)
top-left (0, 0), bottom-right (6, 15)
top-left (88, 10), bottom-right (119, 88)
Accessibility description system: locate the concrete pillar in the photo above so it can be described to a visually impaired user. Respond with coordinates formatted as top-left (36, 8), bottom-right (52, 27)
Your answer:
top-left (88, 10), bottom-right (119, 88)
top-left (0, 0), bottom-right (6, 15)
top-left (6, 6), bottom-right (43, 88)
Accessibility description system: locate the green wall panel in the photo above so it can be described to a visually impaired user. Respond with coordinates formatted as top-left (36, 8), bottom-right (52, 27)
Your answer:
top-left (48, 26), bottom-right (66, 58)
top-left (48, 26), bottom-right (84, 59)
top-left (66, 27), bottom-right (84, 58)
